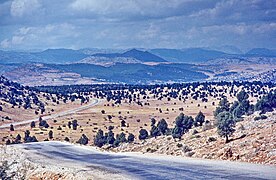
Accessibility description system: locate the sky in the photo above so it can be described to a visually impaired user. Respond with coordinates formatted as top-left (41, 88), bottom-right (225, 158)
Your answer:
top-left (0, 0), bottom-right (275, 51)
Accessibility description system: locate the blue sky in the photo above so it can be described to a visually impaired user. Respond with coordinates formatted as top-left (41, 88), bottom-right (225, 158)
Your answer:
top-left (0, 0), bottom-right (275, 51)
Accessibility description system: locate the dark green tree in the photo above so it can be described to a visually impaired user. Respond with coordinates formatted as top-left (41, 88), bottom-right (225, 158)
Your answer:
top-left (48, 130), bottom-right (53, 139)
top-left (157, 119), bottom-right (168, 134)
top-left (106, 130), bottom-right (115, 145)
top-left (150, 125), bottom-right (161, 138)
top-left (30, 121), bottom-right (36, 128)
top-left (150, 118), bottom-right (156, 126)
top-left (194, 111), bottom-right (205, 126)
top-left (72, 120), bottom-right (78, 130)
top-left (77, 134), bottom-right (89, 145)
top-left (127, 133), bottom-right (135, 143)
top-left (216, 111), bottom-right (236, 143)
top-left (94, 129), bottom-right (106, 147)
top-left (138, 129), bottom-right (148, 140)
top-left (214, 97), bottom-right (230, 117)
top-left (10, 124), bottom-right (14, 131)
top-left (172, 126), bottom-right (182, 139)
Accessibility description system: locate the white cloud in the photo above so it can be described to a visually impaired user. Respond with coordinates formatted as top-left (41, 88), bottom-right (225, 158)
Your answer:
top-left (0, 39), bottom-right (10, 48)
top-left (137, 24), bottom-right (159, 40)
top-left (0, 36), bottom-right (24, 48)
top-left (1, 23), bottom-right (78, 49)
top-left (69, 0), bottom-right (200, 20)
top-left (10, 0), bottom-right (41, 17)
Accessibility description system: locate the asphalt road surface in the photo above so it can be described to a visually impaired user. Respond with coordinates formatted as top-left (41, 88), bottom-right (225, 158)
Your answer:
top-left (15, 141), bottom-right (276, 180)
top-left (0, 99), bottom-right (100, 129)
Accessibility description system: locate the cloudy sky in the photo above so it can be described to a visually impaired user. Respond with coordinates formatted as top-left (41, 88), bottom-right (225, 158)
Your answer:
top-left (0, 0), bottom-right (275, 51)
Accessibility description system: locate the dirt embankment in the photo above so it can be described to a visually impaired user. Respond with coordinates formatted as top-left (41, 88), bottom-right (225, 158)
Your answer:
top-left (109, 111), bottom-right (276, 165)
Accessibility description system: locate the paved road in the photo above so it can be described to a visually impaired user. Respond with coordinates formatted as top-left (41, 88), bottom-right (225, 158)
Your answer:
top-left (15, 141), bottom-right (276, 180)
top-left (0, 99), bottom-right (100, 129)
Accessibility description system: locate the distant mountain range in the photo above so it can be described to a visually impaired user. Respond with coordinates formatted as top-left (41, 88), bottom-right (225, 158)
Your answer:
top-left (0, 47), bottom-right (275, 65)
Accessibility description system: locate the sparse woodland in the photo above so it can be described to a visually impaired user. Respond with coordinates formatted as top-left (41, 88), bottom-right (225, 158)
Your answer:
top-left (1, 76), bottom-right (275, 164)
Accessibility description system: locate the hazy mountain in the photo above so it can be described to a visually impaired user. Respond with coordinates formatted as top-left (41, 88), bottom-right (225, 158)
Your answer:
top-left (0, 48), bottom-right (166, 65)
top-left (33, 49), bottom-right (89, 63)
top-left (0, 49), bottom-right (89, 64)
top-left (210, 45), bottom-right (243, 54)
top-left (88, 49), bottom-right (166, 62)
top-left (121, 49), bottom-right (166, 62)
top-left (1, 48), bottom-right (275, 66)
top-left (150, 48), bottom-right (227, 63)
top-left (0, 50), bottom-right (39, 64)
top-left (246, 48), bottom-right (276, 57)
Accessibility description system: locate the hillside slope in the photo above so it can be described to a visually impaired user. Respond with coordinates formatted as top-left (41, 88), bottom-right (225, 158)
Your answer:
top-left (113, 111), bottom-right (276, 165)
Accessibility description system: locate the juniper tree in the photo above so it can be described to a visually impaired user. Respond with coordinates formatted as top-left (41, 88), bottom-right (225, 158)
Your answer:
top-left (48, 130), bottom-right (53, 139)
top-left (214, 97), bottom-right (230, 117)
top-left (194, 111), bottom-right (205, 127)
top-left (216, 111), bottom-right (236, 143)
top-left (77, 134), bottom-right (89, 145)
top-left (150, 125), bottom-right (161, 138)
top-left (30, 121), bottom-right (36, 128)
top-left (127, 133), bottom-right (135, 142)
top-left (156, 119), bottom-right (168, 134)
top-left (139, 129), bottom-right (148, 140)
top-left (94, 129), bottom-right (106, 147)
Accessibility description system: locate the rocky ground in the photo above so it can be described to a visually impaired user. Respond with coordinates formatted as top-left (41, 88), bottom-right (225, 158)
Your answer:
top-left (110, 111), bottom-right (276, 165)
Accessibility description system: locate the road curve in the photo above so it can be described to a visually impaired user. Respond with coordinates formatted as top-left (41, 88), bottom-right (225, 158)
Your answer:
top-left (14, 141), bottom-right (276, 180)
top-left (0, 99), bottom-right (100, 129)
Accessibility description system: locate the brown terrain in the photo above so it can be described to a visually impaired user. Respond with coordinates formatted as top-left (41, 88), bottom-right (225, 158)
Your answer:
top-left (1, 82), bottom-right (275, 166)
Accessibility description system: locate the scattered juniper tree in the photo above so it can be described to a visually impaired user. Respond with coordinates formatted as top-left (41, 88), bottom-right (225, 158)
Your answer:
top-left (72, 120), bottom-right (78, 130)
top-left (139, 129), bottom-right (148, 140)
top-left (157, 119), bottom-right (168, 135)
top-left (94, 129), bottom-right (106, 147)
top-left (106, 129), bottom-right (115, 145)
top-left (150, 118), bottom-right (156, 126)
top-left (77, 134), bottom-right (89, 145)
top-left (30, 121), bottom-right (36, 128)
top-left (172, 113), bottom-right (194, 139)
top-left (216, 111), bottom-right (236, 143)
top-left (121, 120), bottom-right (126, 127)
top-left (127, 133), bottom-right (135, 143)
top-left (255, 90), bottom-right (276, 114)
top-left (10, 124), bottom-right (14, 131)
top-left (48, 130), bottom-right (53, 139)
top-left (114, 132), bottom-right (127, 146)
top-left (150, 125), bottom-right (161, 138)
top-left (194, 111), bottom-right (205, 127)
top-left (214, 97), bottom-right (230, 117)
